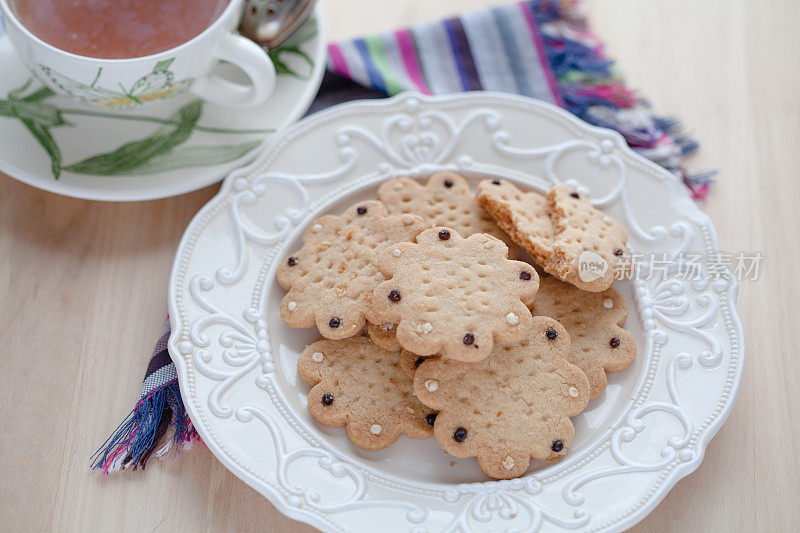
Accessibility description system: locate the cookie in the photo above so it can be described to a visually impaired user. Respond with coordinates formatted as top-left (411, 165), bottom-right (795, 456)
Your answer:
top-left (476, 179), bottom-right (552, 263)
top-left (377, 172), bottom-right (517, 254)
top-left (276, 201), bottom-right (425, 339)
top-left (297, 335), bottom-right (436, 449)
top-left (398, 350), bottom-right (433, 378)
top-left (531, 275), bottom-right (636, 398)
top-left (367, 321), bottom-right (402, 351)
top-left (476, 180), bottom-right (628, 292)
top-left (413, 317), bottom-right (590, 479)
top-left (369, 227), bottom-right (539, 361)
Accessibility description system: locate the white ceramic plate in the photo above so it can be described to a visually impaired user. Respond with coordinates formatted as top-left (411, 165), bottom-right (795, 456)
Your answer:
top-left (0, 10), bottom-right (324, 201)
top-left (168, 92), bottom-right (743, 532)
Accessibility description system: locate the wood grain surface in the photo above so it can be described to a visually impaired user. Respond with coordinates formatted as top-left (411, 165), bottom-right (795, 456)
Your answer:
top-left (1, 0), bottom-right (797, 530)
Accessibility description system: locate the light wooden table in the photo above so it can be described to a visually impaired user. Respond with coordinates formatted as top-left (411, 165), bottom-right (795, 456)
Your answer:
top-left (1, 0), bottom-right (797, 530)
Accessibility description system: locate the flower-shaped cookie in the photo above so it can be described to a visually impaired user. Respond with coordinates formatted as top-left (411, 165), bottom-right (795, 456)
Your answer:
top-left (276, 201), bottom-right (425, 339)
top-left (369, 227), bottom-right (539, 361)
top-left (477, 180), bottom-right (629, 292)
top-left (377, 172), bottom-right (517, 252)
top-left (369, 173), bottom-right (520, 350)
top-left (413, 317), bottom-right (590, 479)
top-left (531, 275), bottom-right (636, 398)
top-left (297, 335), bottom-right (436, 449)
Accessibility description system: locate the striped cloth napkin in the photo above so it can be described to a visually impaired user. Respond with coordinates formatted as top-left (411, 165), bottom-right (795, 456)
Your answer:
top-left (93, 0), bottom-right (710, 473)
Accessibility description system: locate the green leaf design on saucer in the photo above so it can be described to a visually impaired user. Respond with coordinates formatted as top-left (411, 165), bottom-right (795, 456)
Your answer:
top-left (1, 80), bottom-right (65, 177)
top-left (0, 84), bottom-right (271, 179)
top-left (123, 141), bottom-right (263, 175)
top-left (64, 100), bottom-right (203, 174)
top-left (269, 17), bottom-right (317, 80)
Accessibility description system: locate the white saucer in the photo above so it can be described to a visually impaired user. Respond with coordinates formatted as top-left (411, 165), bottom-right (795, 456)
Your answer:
top-left (0, 11), bottom-right (325, 201)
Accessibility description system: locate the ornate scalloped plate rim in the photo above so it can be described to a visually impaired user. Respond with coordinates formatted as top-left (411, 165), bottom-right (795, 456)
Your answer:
top-left (168, 91), bottom-right (744, 533)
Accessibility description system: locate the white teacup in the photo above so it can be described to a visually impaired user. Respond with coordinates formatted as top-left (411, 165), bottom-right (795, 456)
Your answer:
top-left (0, 0), bottom-right (276, 109)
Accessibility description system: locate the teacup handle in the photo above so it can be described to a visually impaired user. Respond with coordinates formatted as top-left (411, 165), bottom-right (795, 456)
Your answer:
top-left (191, 33), bottom-right (276, 109)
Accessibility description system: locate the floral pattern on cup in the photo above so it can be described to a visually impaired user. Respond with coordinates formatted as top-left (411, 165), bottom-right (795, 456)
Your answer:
top-left (39, 58), bottom-right (193, 109)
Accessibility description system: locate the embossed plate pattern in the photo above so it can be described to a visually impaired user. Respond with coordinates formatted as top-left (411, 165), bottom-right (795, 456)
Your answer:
top-left (168, 92), bottom-right (743, 532)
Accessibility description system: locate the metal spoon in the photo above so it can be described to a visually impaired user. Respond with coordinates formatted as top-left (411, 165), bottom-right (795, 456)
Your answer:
top-left (239, 0), bottom-right (318, 49)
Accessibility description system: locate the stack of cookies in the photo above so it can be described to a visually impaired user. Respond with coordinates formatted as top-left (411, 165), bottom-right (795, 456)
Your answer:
top-left (278, 172), bottom-right (636, 480)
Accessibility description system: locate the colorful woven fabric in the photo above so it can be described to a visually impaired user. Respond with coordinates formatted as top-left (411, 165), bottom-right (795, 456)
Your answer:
top-left (94, 0), bottom-right (711, 472)
top-left (327, 0), bottom-right (711, 198)
top-left (92, 322), bottom-right (196, 472)
top-left (328, 3), bottom-right (559, 102)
